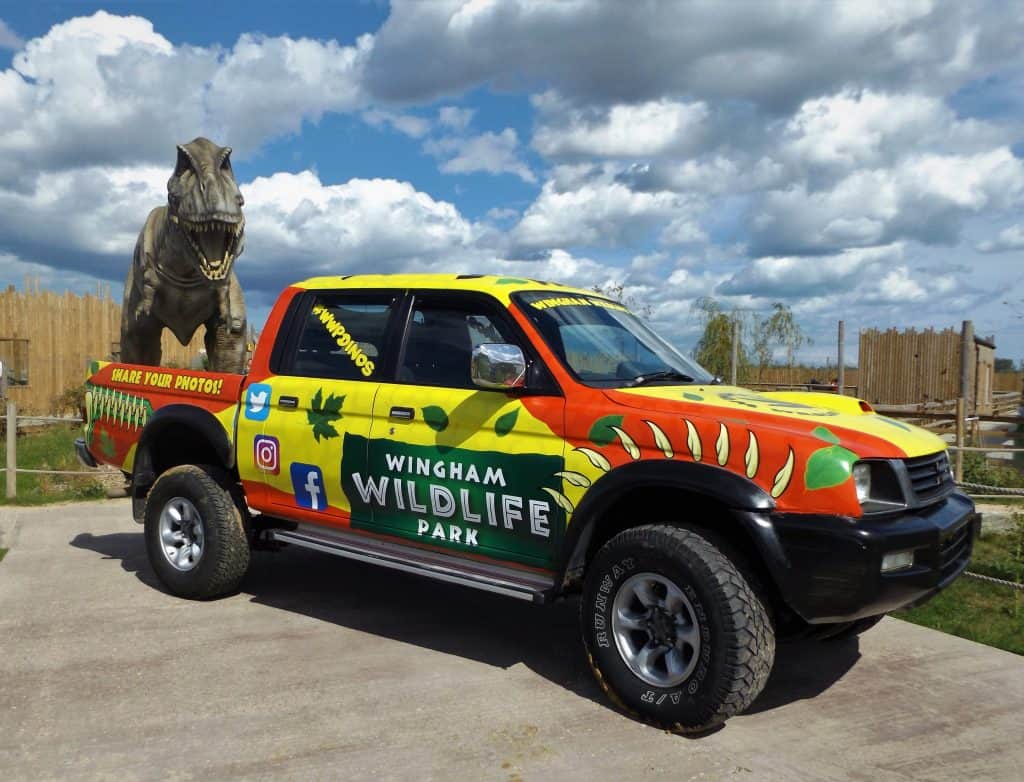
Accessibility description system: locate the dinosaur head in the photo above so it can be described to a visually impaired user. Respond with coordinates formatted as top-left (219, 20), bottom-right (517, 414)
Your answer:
top-left (166, 137), bottom-right (245, 281)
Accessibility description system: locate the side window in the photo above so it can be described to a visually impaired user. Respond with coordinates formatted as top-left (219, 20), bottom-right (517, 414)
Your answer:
top-left (400, 299), bottom-right (521, 389)
top-left (288, 293), bottom-right (397, 380)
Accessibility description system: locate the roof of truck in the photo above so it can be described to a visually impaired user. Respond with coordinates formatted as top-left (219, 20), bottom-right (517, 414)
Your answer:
top-left (292, 273), bottom-right (600, 304)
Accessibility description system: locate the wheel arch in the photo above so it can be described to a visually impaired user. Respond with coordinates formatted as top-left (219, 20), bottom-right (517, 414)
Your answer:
top-left (130, 405), bottom-right (236, 522)
top-left (555, 461), bottom-right (788, 608)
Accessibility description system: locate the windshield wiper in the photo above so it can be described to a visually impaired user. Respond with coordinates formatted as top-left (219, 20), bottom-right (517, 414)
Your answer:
top-left (629, 369), bottom-right (695, 386)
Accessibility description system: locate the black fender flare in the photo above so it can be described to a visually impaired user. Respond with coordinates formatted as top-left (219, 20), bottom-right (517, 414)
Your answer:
top-left (130, 405), bottom-right (235, 521)
top-left (555, 460), bottom-right (787, 589)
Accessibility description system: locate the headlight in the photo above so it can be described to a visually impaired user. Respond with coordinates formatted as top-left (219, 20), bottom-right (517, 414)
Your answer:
top-left (853, 460), bottom-right (906, 514)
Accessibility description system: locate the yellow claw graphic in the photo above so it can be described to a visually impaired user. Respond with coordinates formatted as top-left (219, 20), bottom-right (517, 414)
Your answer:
top-left (744, 431), bottom-right (759, 479)
top-left (771, 448), bottom-right (795, 498)
top-left (716, 423), bottom-right (730, 466)
top-left (575, 447), bottom-right (611, 472)
top-left (684, 419), bottom-right (702, 462)
top-left (555, 470), bottom-right (591, 488)
top-left (609, 425), bottom-right (641, 460)
top-left (644, 420), bottom-right (674, 458)
top-left (542, 486), bottom-right (576, 515)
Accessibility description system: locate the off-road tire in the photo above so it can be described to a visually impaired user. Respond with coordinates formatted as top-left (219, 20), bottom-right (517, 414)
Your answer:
top-left (144, 464), bottom-right (250, 599)
top-left (581, 524), bottom-right (775, 733)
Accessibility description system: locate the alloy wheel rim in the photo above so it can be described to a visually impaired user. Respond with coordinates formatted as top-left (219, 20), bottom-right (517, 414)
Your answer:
top-left (611, 571), bottom-right (701, 688)
top-left (158, 496), bottom-right (205, 572)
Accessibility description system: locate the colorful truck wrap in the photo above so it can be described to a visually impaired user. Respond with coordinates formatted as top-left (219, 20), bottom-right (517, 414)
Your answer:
top-left (78, 273), bottom-right (979, 733)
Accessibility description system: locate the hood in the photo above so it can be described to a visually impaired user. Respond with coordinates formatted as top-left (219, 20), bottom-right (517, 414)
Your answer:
top-left (605, 384), bottom-right (946, 459)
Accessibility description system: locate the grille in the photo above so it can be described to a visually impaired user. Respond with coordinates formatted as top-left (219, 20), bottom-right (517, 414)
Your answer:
top-left (939, 522), bottom-right (973, 579)
top-left (904, 451), bottom-right (955, 507)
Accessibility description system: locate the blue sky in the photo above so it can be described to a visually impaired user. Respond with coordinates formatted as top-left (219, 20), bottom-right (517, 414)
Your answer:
top-left (1, 1), bottom-right (1023, 365)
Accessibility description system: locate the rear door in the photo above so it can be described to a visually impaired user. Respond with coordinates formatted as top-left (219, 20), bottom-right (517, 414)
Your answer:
top-left (239, 289), bottom-right (402, 527)
top-left (345, 290), bottom-right (568, 569)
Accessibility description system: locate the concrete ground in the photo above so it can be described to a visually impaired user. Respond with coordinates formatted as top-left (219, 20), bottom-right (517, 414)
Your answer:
top-left (1, 500), bottom-right (1022, 782)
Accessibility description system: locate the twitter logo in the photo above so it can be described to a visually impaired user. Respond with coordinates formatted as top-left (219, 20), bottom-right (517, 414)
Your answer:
top-left (244, 383), bottom-right (272, 421)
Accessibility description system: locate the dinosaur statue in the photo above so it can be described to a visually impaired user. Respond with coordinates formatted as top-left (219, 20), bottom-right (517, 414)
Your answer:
top-left (121, 137), bottom-right (247, 373)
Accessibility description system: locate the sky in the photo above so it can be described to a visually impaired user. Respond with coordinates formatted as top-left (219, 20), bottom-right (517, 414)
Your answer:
top-left (1, 0), bottom-right (1023, 366)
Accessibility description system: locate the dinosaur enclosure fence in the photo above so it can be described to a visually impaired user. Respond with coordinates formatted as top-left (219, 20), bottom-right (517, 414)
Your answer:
top-left (0, 281), bottom-right (204, 414)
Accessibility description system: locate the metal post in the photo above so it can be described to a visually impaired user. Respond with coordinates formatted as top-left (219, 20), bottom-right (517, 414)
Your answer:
top-left (837, 320), bottom-right (845, 395)
top-left (954, 397), bottom-right (965, 483)
top-left (5, 401), bottom-right (15, 499)
top-left (730, 319), bottom-right (739, 386)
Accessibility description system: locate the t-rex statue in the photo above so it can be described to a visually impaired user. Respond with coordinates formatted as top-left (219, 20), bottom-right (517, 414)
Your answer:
top-left (121, 137), bottom-right (247, 373)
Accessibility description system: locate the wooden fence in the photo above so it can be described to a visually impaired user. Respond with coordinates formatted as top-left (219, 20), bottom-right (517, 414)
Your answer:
top-left (0, 281), bottom-right (204, 414)
top-left (859, 327), bottom-right (965, 408)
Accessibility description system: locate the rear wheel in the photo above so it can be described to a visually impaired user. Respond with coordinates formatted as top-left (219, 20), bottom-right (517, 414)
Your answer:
top-left (581, 524), bottom-right (774, 733)
top-left (144, 464), bottom-right (249, 599)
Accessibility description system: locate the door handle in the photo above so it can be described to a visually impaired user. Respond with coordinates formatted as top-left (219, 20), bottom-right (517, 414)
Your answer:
top-left (279, 395), bottom-right (299, 408)
top-left (390, 406), bottom-right (414, 420)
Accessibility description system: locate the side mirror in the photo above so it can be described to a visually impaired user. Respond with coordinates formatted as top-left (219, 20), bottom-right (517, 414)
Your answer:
top-left (472, 343), bottom-right (527, 390)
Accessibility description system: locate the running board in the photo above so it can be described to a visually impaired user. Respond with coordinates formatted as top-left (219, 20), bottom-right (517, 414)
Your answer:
top-left (270, 524), bottom-right (555, 603)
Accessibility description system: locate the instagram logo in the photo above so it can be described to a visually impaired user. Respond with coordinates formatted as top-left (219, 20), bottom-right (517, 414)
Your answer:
top-left (254, 435), bottom-right (280, 475)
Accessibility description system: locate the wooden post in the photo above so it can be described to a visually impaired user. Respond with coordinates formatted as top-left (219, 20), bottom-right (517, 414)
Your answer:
top-left (954, 397), bottom-right (965, 483)
top-left (960, 320), bottom-right (974, 414)
top-left (5, 401), bottom-right (15, 499)
top-left (730, 319), bottom-right (740, 386)
top-left (837, 320), bottom-right (845, 395)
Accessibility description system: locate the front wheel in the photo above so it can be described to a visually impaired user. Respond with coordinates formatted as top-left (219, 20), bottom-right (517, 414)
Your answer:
top-left (581, 524), bottom-right (774, 733)
top-left (144, 464), bottom-right (250, 599)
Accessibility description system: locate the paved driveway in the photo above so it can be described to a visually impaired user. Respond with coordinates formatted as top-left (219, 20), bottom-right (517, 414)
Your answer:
top-left (1, 500), bottom-right (1022, 781)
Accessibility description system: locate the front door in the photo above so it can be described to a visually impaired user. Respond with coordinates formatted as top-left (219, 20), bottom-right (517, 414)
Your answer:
top-left (342, 291), bottom-right (567, 569)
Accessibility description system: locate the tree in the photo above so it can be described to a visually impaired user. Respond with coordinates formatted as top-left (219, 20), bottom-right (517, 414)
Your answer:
top-left (592, 283), bottom-right (654, 319)
top-left (692, 297), bottom-right (748, 379)
top-left (751, 303), bottom-right (808, 381)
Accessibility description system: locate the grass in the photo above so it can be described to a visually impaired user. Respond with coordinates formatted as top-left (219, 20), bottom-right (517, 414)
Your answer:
top-left (0, 424), bottom-right (106, 505)
top-left (0, 547), bottom-right (6, 562)
top-left (896, 525), bottom-right (1024, 656)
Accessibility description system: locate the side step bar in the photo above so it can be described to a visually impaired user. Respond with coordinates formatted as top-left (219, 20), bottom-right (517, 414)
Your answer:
top-left (270, 524), bottom-right (556, 603)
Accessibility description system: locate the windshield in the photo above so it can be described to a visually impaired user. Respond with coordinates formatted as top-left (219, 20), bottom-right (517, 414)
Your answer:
top-left (514, 291), bottom-right (713, 387)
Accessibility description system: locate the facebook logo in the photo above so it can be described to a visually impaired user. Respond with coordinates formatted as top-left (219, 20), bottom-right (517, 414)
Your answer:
top-left (243, 383), bottom-right (272, 421)
top-left (290, 463), bottom-right (327, 512)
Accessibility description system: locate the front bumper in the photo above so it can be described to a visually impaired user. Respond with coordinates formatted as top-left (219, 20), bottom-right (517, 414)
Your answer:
top-left (759, 492), bottom-right (979, 623)
top-left (74, 437), bottom-right (98, 468)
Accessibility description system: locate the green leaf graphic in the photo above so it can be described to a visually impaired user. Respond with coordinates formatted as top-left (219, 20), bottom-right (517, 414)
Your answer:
top-left (494, 409), bottom-right (519, 437)
top-left (308, 388), bottom-right (345, 442)
top-left (812, 426), bottom-right (840, 444)
top-left (683, 392), bottom-right (704, 401)
top-left (805, 445), bottom-right (858, 490)
top-left (98, 429), bottom-right (116, 459)
top-left (495, 277), bottom-right (529, 284)
top-left (588, 414), bottom-right (624, 446)
top-left (422, 405), bottom-right (450, 432)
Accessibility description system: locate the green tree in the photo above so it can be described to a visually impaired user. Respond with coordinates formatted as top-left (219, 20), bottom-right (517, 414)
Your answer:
top-left (592, 283), bottom-right (655, 319)
top-left (994, 357), bottom-right (1016, 372)
top-left (692, 297), bottom-right (748, 379)
top-left (751, 303), bottom-right (808, 381)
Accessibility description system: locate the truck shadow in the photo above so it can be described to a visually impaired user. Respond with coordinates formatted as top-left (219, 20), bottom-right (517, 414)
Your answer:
top-left (70, 531), bottom-right (861, 731)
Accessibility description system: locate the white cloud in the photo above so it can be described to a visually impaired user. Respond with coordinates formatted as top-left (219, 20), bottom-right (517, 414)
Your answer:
top-left (425, 128), bottom-right (536, 182)
top-left (0, 11), bottom-right (372, 182)
top-left (783, 89), bottom-right (1003, 173)
top-left (0, 19), bottom-right (24, 50)
top-left (512, 177), bottom-right (694, 249)
top-left (750, 148), bottom-right (1024, 254)
top-left (366, 1), bottom-right (1016, 109)
top-left (438, 106), bottom-right (475, 130)
top-left (977, 224), bottom-right (1024, 253)
top-left (533, 93), bottom-right (709, 158)
top-left (362, 109), bottom-right (431, 138)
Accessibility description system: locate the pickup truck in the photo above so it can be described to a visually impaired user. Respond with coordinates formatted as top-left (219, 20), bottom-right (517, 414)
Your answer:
top-left (77, 273), bottom-right (978, 733)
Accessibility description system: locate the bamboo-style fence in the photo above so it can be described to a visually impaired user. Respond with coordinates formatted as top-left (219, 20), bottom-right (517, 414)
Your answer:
top-left (0, 280), bottom-right (204, 414)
